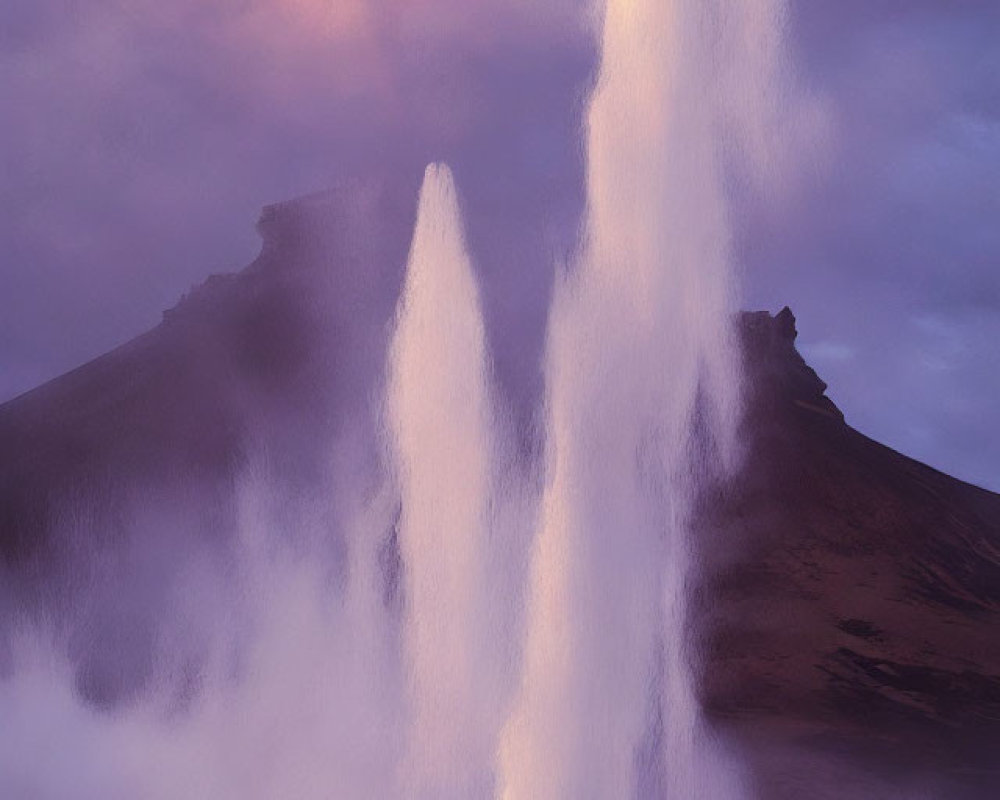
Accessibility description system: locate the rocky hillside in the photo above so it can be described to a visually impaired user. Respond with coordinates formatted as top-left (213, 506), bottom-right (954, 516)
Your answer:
top-left (696, 307), bottom-right (1000, 798)
top-left (0, 172), bottom-right (420, 569)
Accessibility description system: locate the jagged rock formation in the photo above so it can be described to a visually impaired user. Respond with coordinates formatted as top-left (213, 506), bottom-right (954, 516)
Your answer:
top-left (695, 307), bottom-right (1000, 798)
top-left (0, 181), bottom-right (997, 795)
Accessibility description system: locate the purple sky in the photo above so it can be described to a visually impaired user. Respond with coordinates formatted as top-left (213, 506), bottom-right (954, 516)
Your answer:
top-left (2, 1), bottom-right (998, 490)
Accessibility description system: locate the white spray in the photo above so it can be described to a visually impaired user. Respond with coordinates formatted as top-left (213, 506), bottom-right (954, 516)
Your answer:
top-left (387, 163), bottom-right (508, 798)
top-left (0, 459), bottom-right (404, 800)
top-left (498, 1), bottom-right (789, 797)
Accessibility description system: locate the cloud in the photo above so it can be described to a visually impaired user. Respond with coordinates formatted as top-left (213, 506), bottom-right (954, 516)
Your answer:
top-left (799, 341), bottom-right (855, 363)
top-left (738, 2), bottom-right (1000, 489)
top-left (0, 0), bottom-right (590, 402)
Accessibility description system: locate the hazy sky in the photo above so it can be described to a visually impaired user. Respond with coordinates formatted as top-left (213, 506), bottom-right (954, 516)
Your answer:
top-left (2, 1), bottom-right (998, 490)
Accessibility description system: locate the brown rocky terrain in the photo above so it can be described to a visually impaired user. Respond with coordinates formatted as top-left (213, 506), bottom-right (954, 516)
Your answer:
top-left (696, 307), bottom-right (1000, 798)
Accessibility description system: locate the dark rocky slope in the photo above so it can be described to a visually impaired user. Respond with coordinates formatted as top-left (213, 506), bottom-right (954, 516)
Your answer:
top-left (0, 173), bottom-right (420, 569)
top-left (695, 307), bottom-right (1000, 798)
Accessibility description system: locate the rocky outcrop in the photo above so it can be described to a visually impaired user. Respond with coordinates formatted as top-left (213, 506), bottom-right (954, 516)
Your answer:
top-left (695, 308), bottom-right (1000, 798)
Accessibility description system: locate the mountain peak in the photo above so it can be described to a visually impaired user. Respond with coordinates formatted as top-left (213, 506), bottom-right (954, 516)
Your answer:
top-left (741, 306), bottom-right (845, 423)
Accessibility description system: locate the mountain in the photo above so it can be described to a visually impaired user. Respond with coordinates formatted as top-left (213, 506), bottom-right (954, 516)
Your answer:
top-left (0, 171), bottom-right (421, 571)
top-left (0, 172), bottom-right (422, 701)
top-left (1, 178), bottom-right (998, 797)
top-left (697, 307), bottom-right (1000, 798)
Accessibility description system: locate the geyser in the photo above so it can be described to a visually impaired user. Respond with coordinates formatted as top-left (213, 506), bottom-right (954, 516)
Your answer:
top-left (496, 0), bottom-right (766, 796)
top-left (388, 163), bottom-right (507, 797)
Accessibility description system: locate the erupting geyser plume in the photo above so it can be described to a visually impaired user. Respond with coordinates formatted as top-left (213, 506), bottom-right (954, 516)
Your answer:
top-left (498, 0), bottom-right (788, 797)
top-left (387, 163), bottom-right (507, 797)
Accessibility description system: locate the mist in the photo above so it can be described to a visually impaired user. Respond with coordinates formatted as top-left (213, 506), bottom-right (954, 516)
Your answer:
top-left (1, 0), bottom-right (998, 798)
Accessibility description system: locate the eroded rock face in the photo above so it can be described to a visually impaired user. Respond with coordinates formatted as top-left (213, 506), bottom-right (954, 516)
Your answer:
top-left (694, 307), bottom-right (1000, 798)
